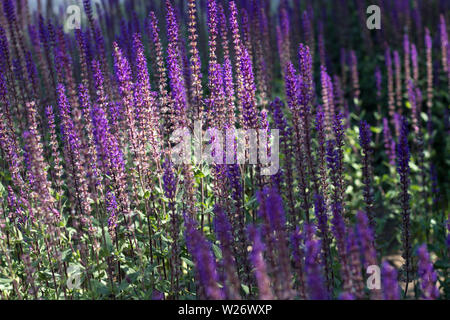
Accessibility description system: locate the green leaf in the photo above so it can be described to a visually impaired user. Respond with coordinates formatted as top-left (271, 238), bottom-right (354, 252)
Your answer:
top-left (181, 257), bottom-right (195, 267)
top-left (241, 284), bottom-right (250, 295)
top-left (212, 244), bottom-right (222, 260)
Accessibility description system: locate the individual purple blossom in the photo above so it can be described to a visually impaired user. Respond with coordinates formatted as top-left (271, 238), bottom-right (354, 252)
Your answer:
top-left (382, 262), bottom-right (400, 300)
top-left (417, 244), bottom-right (440, 300)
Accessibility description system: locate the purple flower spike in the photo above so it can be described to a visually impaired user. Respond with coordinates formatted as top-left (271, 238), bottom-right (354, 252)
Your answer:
top-left (214, 206), bottom-right (241, 300)
top-left (382, 262), bottom-right (400, 300)
top-left (417, 244), bottom-right (440, 300)
top-left (185, 214), bottom-right (223, 300)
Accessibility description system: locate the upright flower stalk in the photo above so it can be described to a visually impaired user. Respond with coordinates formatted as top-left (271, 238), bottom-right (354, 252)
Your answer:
top-left (359, 120), bottom-right (375, 228)
top-left (396, 118), bottom-right (412, 292)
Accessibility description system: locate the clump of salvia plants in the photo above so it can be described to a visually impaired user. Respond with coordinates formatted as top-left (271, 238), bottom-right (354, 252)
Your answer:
top-left (0, 0), bottom-right (448, 300)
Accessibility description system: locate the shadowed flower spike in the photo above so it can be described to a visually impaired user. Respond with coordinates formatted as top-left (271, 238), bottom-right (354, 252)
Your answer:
top-left (355, 211), bottom-right (377, 268)
top-left (440, 15), bottom-right (448, 74)
top-left (385, 48), bottom-right (396, 125)
top-left (349, 50), bottom-right (360, 104)
top-left (290, 226), bottom-right (306, 299)
top-left (257, 187), bottom-right (293, 299)
top-left (298, 44), bottom-right (314, 110)
top-left (396, 117), bottom-right (412, 287)
top-left (383, 118), bottom-right (396, 166)
top-left (339, 292), bottom-right (355, 300)
top-left (304, 223), bottom-right (328, 300)
top-left (313, 193), bottom-right (332, 293)
top-left (240, 48), bottom-right (259, 129)
top-left (214, 206), bottom-right (241, 300)
top-left (247, 225), bottom-right (274, 300)
top-left (166, 0), bottom-right (188, 129)
top-left (106, 190), bottom-right (118, 238)
top-left (356, 211), bottom-right (381, 299)
top-left (347, 228), bottom-right (364, 299)
top-left (187, 0), bottom-right (203, 121)
top-left (359, 120), bottom-right (375, 228)
top-left (185, 214), bottom-right (224, 300)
